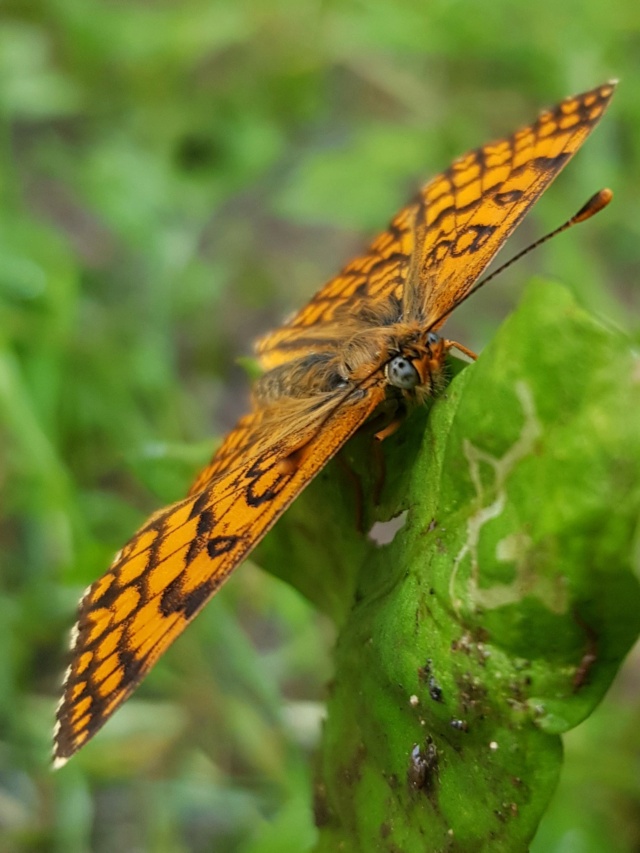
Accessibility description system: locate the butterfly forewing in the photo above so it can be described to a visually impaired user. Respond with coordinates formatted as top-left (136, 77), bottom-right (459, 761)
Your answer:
top-left (407, 83), bottom-right (615, 323)
top-left (55, 82), bottom-right (615, 765)
top-left (257, 82), bottom-right (615, 368)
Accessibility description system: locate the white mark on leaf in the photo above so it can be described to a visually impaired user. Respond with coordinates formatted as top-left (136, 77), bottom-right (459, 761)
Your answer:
top-left (449, 381), bottom-right (568, 615)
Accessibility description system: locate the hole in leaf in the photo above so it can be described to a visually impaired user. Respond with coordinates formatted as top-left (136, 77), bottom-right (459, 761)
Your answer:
top-left (368, 511), bottom-right (408, 546)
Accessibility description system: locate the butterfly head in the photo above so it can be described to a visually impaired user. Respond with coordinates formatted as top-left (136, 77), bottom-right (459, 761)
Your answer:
top-left (384, 330), bottom-right (448, 399)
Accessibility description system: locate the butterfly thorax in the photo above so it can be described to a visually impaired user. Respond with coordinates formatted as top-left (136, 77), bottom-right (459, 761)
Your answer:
top-left (253, 322), bottom-right (448, 409)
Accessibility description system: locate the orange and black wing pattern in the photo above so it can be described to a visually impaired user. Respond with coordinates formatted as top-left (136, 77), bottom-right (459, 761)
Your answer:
top-left (256, 82), bottom-right (615, 367)
top-left (55, 82), bottom-right (614, 765)
top-left (408, 82), bottom-right (615, 323)
top-left (54, 380), bottom-right (386, 765)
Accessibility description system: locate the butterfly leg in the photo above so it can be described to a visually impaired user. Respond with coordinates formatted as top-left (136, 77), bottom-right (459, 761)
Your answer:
top-left (446, 339), bottom-right (478, 361)
top-left (374, 417), bottom-right (403, 442)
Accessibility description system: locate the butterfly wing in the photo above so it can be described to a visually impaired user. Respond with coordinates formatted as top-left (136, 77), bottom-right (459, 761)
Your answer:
top-left (55, 82), bottom-right (615, 764)
top-left (256, 190), bottom-right (417, 370)
top-left (405, 82), bottom-right (615, 322)
top-left (54, 378), bottom-right (386, 765)
top-left (256, 82), bottom-right (615, 368)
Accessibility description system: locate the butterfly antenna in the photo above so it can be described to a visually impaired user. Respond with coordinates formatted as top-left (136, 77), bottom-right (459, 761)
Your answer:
top-left (428, 187), bottom-right (613, 330)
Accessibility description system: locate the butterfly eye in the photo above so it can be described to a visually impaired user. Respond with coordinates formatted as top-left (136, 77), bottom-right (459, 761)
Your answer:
top-left (386, 355), bottom-right (420, 389)
top-left (427, 332), bottom-right (440, 346)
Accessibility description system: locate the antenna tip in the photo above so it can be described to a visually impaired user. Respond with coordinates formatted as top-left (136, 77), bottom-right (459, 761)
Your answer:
top-left (573, 188), bottom-right (613, 224)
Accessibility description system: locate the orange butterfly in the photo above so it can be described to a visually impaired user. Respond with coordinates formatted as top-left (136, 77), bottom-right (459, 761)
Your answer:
top-left (54, 82), bottom-right (615, 765)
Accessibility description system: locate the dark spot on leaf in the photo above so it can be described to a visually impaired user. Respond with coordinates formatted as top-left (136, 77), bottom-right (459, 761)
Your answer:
top-left (428, 677), bottom-right (443, 702)
top-left (418, 658), bottom-right (443, 703)
top-left (407, 738), bottom-right (438, 792)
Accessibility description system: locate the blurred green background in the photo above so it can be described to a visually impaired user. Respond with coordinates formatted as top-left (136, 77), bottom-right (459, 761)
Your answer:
top-left (1, 1), bottom-right (639, 851)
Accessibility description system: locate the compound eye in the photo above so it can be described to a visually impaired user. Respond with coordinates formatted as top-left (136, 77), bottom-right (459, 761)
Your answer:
top-left (426, 332), bottom-right (440, 346)
top-left (386, 355), bottom-right (420, 389)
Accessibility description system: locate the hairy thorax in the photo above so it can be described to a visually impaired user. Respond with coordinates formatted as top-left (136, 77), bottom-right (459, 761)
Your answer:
top-left (253, 321), bottom-right (448, 409)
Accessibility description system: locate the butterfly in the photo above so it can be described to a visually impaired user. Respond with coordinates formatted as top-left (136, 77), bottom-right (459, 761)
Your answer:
top-left (54, 82), bottom-right (615, 765)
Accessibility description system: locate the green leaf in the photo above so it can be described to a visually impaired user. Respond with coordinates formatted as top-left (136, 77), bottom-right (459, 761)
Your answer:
top-left (264, 279), bottom-right (640, 851)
